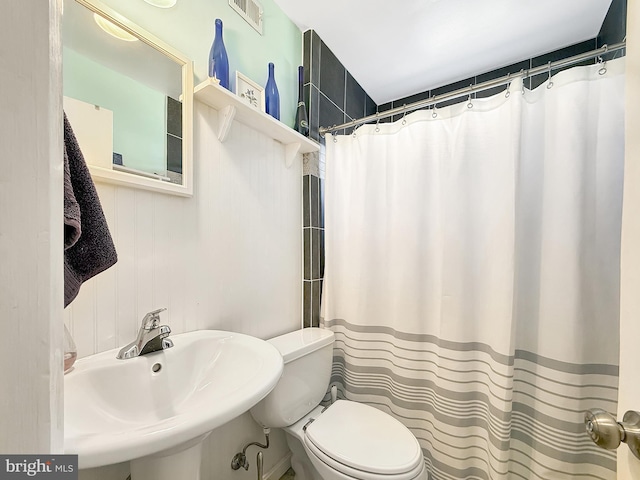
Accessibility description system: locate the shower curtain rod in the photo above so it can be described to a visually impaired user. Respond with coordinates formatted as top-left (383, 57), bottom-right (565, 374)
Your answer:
top-left (319, 41), bottom-right (626, 135)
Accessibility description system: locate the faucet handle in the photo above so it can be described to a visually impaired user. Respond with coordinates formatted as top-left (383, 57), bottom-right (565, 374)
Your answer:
top-left (141, 308), bottom-right (167, 329)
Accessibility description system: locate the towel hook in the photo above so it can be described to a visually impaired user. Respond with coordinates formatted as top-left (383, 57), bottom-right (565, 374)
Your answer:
top-left (546, 62), bottom-right (554, 89)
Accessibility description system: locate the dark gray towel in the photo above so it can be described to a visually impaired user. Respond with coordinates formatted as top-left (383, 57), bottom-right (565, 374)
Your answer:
top-left (64, 113), bottom-right (117, 307)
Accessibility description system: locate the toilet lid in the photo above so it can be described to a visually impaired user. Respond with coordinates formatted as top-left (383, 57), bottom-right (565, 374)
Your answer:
top-left (304, 400), bottom-right (423, 476)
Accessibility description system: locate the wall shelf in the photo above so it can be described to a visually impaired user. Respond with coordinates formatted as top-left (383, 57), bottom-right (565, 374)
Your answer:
top-left (194, 78), bottom-right (319, 167)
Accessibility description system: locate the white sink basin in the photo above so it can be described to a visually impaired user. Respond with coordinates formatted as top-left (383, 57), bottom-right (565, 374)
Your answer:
top-left (64, 330), bottom-right (284, 470)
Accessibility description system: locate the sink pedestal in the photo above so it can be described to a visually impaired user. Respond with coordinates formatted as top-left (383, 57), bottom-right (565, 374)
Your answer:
top-left (129, 434), bottom-right (209, 480)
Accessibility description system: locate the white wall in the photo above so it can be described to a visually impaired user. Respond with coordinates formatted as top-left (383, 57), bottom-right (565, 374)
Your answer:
top-left (0, 0), bottom-right (64, 454)
top-left (65, 102), bottom-right (302, 478)
top-left (618, 0), bottom-right (640, 477)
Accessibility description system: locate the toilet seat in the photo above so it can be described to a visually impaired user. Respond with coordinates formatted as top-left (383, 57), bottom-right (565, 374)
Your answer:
top-left (303, 400), bottom-right (424, 480)
top-left (304, 436), bottom-right (426, 480)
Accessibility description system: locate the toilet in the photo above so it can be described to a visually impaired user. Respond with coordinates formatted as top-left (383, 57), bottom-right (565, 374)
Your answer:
top-left (250, 328), bottom-right (427, 480)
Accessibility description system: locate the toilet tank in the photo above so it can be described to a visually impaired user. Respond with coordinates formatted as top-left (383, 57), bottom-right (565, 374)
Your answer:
top-left (250, 328), bottom-right (334, 428)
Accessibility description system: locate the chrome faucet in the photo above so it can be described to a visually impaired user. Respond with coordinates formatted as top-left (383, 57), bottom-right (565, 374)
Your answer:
top-left (116, 308), bottom-right (174, 359)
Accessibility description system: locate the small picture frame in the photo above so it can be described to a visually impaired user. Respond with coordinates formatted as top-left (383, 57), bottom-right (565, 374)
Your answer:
top-left (235, 71), bottom-right (265, 111)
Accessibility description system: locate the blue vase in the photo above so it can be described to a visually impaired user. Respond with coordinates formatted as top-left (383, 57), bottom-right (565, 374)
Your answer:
top-left (265, 63), bottom-right (280, 120)
top-left (208, 19), bottom-right (229, 90)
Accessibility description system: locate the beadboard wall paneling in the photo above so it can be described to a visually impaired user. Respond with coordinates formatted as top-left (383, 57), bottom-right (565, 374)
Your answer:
top-left (66, 102), bottom-right (299, 479)
top-left (65, 102), bottom-right (302, 354)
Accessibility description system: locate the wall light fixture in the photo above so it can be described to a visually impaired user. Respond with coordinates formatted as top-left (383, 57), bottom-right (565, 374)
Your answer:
top-left (93, 13), bottom-right (138, 42)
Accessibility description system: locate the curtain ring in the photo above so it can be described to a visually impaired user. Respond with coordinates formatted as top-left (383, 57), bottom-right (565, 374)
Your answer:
top-left (375, 118), bottom-right (380, 133)
top-left (546, 61), bottom-right (554, 89)
top-left (598, 46), bottom-right (608, 75)
top-left (467, 85), bottom-right (474, 109)
top-left (401, 106), bottom-right (407, 125)
top-left (432, 104), bottom-right (438, 118)
top-left (330, 126), bottom-right (338, 143)
top-left (505, 75), bottom-right (511, 98)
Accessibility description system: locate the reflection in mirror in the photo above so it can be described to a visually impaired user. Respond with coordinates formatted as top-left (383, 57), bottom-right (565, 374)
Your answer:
top-left (62, 0), bottom-right (193, 196)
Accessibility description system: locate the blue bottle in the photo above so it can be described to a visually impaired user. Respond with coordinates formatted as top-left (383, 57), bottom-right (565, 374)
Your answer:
top-left (208, 19), bottom-right (229, 90)
top-left (265, 63), bottom-right (280, 120)
top-left (294, 66), bottom-right (309, 136)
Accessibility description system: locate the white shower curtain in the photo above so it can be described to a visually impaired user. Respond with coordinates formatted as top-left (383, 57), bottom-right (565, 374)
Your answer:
top-left (323, 58), bottom-right (625, 480)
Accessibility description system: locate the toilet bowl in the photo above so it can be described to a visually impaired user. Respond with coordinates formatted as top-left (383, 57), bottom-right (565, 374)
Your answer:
top-left (250, 328), bottom-right (427, 480)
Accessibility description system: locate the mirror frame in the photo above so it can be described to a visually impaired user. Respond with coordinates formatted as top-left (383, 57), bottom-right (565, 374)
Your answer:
top-left (69, 0), bottom-right (194, 197)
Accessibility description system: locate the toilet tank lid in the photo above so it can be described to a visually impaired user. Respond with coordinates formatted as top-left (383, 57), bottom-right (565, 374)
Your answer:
top-left (268, 328), bottom-right (334, 364)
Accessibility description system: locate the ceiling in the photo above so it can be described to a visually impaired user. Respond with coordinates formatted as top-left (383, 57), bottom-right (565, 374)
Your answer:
top-left (272, 0), bottom-right (614, 105)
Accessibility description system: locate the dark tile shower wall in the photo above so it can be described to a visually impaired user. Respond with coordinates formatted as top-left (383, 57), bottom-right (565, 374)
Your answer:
top-left (301, 0), bottom-right (625, 327)
top-left (303, 30), bottom-right (377, 141)
top-left (302, 153), bottom-right (324, 327)
top-left (599, 0), bottom-right (627, 50)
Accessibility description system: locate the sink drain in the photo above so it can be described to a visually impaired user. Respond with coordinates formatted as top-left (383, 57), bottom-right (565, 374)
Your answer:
top-left (152, 363), bottom-right (162, 373)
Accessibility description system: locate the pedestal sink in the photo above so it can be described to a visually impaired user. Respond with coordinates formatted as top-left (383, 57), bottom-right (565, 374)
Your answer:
top-left (64, 330), bottom-right (284, 480)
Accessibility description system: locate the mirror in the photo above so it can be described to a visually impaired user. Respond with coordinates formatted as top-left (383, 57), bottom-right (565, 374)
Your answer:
top-left (62, 0), bottom-right (193, 196)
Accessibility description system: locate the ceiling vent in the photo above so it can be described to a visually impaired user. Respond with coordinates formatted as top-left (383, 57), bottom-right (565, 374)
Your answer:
top-left (229, 0), bottom-right (263, 35)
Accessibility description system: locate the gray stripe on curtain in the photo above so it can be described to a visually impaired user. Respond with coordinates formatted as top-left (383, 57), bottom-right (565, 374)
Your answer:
top-left (324, 318), bottom-right (617, 480)
top-left (326, 319), bottom-right (514, 365)
top-left (515, 351), bottom-right (619, 376)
